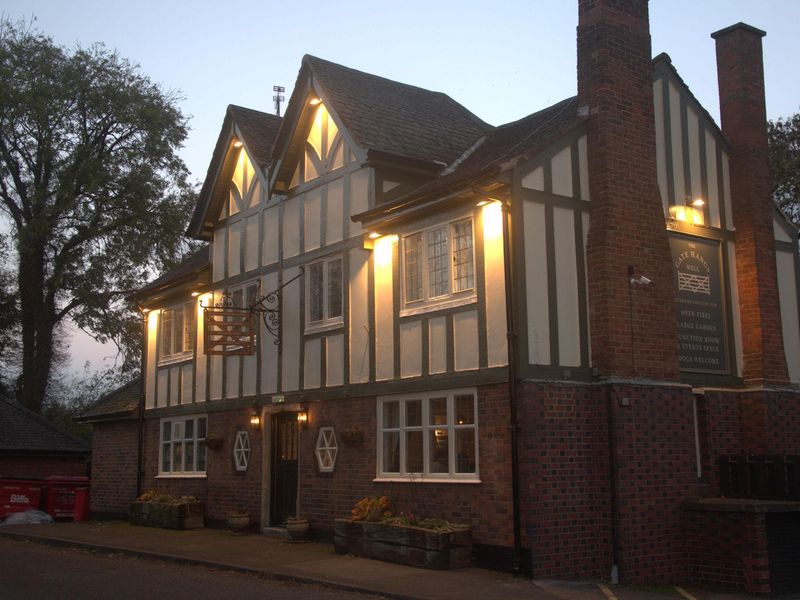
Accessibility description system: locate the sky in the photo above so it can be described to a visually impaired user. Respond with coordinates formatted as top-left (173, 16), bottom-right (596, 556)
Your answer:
top-left (3, 0), bottom-right (800, 373)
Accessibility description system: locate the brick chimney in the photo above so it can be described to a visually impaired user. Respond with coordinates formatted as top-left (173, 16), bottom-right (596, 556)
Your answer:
top-left (711, 24), bottom-right (789, 386)
top-left (578, 0), bottom-right (680, 379)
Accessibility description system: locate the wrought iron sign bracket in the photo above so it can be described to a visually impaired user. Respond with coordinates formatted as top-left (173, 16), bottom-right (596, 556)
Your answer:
top-left (251, 266), bottom-right (304, 346)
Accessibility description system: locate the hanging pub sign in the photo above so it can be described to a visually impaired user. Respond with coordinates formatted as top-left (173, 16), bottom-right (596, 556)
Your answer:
top-left (670, 234), bottom-right (729, 374)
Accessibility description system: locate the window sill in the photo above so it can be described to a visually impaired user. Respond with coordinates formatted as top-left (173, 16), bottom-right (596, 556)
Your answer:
top-left (155, 473), bottom-right (207, 479)
top-left (157, 352), bottom-right (193, 367)
top-left (305, 320), bottom-right (344, 335)
top-left (373, 476), bottom-right (480, 484)
top-left (400, 294), bottom-right (477, 318)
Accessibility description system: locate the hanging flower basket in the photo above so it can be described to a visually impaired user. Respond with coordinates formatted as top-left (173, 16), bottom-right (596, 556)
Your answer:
top-left (206, 433), bottom-right (224, 451)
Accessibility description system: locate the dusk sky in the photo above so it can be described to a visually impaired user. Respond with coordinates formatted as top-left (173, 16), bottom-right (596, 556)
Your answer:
top-left (3, 0), bottom-right (799, 372)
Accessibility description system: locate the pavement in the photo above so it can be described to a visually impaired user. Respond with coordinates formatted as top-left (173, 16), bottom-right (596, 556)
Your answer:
top-left (0, 520), bottom-right (763, 600)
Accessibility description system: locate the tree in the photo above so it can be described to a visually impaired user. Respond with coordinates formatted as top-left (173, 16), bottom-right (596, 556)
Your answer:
top-left (768, 110), bottom-right (800, 226)
top-left (0, 20), bottom-right (197, 413)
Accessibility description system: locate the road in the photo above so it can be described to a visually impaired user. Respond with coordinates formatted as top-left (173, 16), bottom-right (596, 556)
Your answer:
top-left (0, 537), bottom-right (385, 600)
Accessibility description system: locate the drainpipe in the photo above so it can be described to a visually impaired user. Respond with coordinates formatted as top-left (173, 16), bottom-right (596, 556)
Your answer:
top-left (473, 185), bottom-right (523, 576)
top-left (607, 388), bottom-right (620, 584)
top-left (136, 309), bottom-right (147, 498)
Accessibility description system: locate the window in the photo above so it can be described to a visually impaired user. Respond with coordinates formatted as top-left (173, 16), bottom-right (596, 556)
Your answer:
top-left (160, 415), bottom-right (207, 475)
top-left (315, 427), bottom-right (338, 473)
top-left (402, 219), bottom-right (475, 306)
top-left (377, 390), bottom-right (478, 481)
top-left (233, 430), bottom-right (251, 472)
top-left (160, 302), bottom-right (195, 359)
top-left (307, 256), bottom-right (343, 327)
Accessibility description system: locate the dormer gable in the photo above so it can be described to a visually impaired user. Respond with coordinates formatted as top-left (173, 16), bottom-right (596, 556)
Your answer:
top-left (269, 55), bottom-right (491, 195)
top-left (188, 105), bottom-right (281, 240)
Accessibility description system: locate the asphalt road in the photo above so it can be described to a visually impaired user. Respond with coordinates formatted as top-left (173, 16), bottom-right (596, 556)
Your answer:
top-left (0, 537), bottom-right (385, 600)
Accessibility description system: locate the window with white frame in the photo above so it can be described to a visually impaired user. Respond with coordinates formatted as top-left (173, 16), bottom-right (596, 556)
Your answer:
top-left (231, 280), bottom-right (260, 311)
top-left (377, 390), bottom-right (478, 480)
top-left (402, 219), bottom-right (475, 307)
top-left (307, 256), bottom-right (343, 327)
top-left (315, 427), bottom-right (338, 473)
top-left (160, 302), bottom-right (195, 360)
top-left (233, 430), bottom-right (251, 472)
top-left (160, 415), bottom-right (207, 475)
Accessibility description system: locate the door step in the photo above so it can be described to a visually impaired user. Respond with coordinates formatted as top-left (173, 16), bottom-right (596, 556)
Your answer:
top-left (261, 526), bottom-right (289, 539)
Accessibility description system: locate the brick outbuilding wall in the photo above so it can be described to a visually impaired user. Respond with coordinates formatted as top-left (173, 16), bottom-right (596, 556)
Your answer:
top-left (0, 456), bottom-right (87, 479)
top-left (88, 420), bottom-right (138, 516)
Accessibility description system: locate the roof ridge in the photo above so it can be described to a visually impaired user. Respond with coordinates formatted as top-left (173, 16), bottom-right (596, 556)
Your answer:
top-left (228, 104), bottom-right (282, 120)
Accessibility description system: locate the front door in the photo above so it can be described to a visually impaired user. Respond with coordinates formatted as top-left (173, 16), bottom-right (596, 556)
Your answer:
top-left (270, 412), bottom-right (298, 526)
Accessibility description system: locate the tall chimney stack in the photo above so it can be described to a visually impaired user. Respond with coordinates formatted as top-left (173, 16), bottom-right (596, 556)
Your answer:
top-left (578, 0), bottom-right (679, 379)
top-left (711, 24), bottom-right (789, 386)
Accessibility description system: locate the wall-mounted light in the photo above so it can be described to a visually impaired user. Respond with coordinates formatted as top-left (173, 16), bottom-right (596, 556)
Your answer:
top-left (309, 97), bottom-right (322, 106)
top-left (296, 409), bottom-right (309, 427)
top-left (141, 307), bottom-right (150, 314)
top-left (691, 197), bottom-right (705, 208)
top-left (668, 204), bottom-right (704, 226)
top-left (191, 291), bottom-right (201, 297)
top-left (233, 140), bottom-right (243, 148)
top-left (250, 410), bottom-right (261, 428)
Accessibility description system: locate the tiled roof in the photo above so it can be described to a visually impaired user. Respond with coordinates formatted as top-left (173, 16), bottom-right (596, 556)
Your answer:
top-left (79, 379), bottom-right (140, 422)
top-left (0, 397), bottom-right (89, 455)
top-left (134, 246), bottom-right (209, 298)
top-left (357, 96), bottom-right (582, 222)
top-left (304, 55), bottom-right (491, 168)
top-left (228, 105), bottom-right (282, 170)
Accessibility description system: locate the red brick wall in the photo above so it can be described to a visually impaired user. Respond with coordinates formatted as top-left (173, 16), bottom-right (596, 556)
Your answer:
top-left (578, 0), bottom-right (680, 380)
top-left (698, 390), bottom-right (800, 492)
top-left (516, 381), bottom-right (701, 583)
top-left (89, 420), bottom-right (138, 516)
top-left (712, 24), bottom-right (789, 386)
top-left (685, 508), bottom-right (770, 595)
top-left (298, 384), bottom-right (515, 548)
top-left (0, 456), bottom-right (87, 479)
top-left (517, 381), bottom-right (611, 579)
top-left (139, 408), bottom-right (263, 524)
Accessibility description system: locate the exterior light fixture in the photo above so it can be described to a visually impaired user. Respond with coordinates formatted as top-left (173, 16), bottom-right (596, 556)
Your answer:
top-left (141, 307), bottom-right (150, 314)
top-left (368, 231), bottom-right (381, 239)
top-left (233, 140), bottom-right (243, 148)
top-left (191, 291), bottom-right (201, 297)
top-left (250, 410), bottom-right (261, 428)
top-left (309, 97), bottom-right (322, 106)
top-left (296, 409), bottom-right (309, 427)
top-left (668, 204), bottom-right (704, 227)
top-left (691, 197), bottom-right (705, 208)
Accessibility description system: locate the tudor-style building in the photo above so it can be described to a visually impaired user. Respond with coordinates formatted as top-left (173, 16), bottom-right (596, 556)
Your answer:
top-left (84, 0), bottom-right (800, 593)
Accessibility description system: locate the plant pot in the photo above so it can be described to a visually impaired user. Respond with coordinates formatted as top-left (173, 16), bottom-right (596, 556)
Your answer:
top-left (286, 516), bottom-right (310, 540)
top-left (206, 434), bottom-right (224, 450)
top-left (227, 513), bottom-right (250, 533)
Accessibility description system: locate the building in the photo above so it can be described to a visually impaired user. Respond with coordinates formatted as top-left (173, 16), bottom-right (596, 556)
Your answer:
top-left (86, 0), bottom-right (800, 593)
top-left (0, 396), bottom-right (89, 479)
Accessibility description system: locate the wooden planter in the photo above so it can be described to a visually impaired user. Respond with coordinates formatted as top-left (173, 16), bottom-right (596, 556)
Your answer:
top-left (129, 501), bottom-right (204, 530)
top-left (334, 519), bottom-right (472, 569)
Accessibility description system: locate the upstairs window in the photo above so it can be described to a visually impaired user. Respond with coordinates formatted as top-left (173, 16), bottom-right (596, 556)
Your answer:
top-left (402, 219), bottom-right (475, 307)
top-left (160, 302), bottom-right (195, 360)
top-left (307, 256), bottom-right (343, 328)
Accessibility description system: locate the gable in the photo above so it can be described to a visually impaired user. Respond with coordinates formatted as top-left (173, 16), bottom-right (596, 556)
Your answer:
top-left (188, 106), bottom-right (281, 240)
top-left (652, 55), bottom-right (733, 230)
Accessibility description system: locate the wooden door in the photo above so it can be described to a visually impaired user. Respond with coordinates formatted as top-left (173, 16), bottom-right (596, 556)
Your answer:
top-left (270, 412), bottom-right (298, 526)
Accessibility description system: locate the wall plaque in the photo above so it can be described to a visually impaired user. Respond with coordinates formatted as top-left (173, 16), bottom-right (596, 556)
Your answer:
top-left (670, 234), bottom-right (729, 374)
